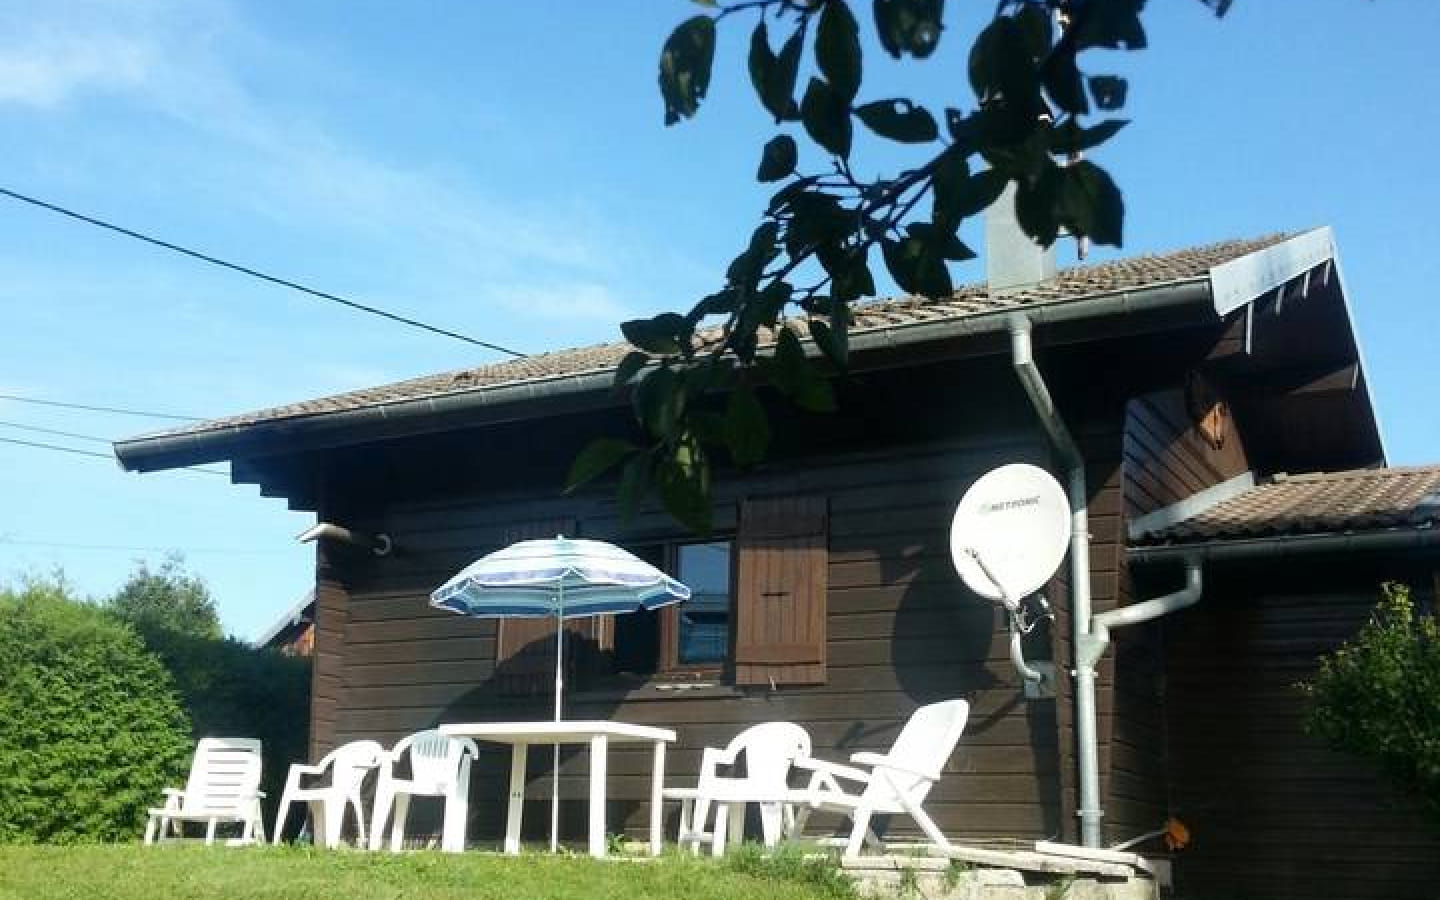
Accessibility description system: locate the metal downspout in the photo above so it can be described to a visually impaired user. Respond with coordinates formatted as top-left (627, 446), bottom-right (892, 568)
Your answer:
top-left (1008, 314), bottom-right (1103, 847)
top-left (1079, 561), bottom-right (1204, 672)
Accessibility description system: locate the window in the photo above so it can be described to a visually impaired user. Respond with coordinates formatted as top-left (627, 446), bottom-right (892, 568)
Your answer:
top-left (676, 542), bottom-right (732, 665)
top-left (608, 539), bottom-right (734, 677)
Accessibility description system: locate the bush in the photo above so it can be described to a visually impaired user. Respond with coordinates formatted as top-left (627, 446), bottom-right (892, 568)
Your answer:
top-left (105, 559), bottom-right (312, 812)
top-left (1303, 582), bottom-right (1440, 827)
top-left (0, 578), bottom-right (192, 842)
top-left (139, 631), bottom-right (311, 812)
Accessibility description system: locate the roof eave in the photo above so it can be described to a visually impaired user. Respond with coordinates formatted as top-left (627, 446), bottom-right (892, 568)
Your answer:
top-left (113, 277), bottom-right (1217, 473)
top-left (1129, 525), bottom-right (1440, 564)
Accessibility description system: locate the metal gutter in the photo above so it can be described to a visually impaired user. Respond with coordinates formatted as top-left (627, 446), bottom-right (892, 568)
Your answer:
top-left (1129, 526), bottom-right (1440, 564)
top-left (1008, 314), bottom-right (1103, 848)
top-left (113, 279), bottom-right (1213, 473)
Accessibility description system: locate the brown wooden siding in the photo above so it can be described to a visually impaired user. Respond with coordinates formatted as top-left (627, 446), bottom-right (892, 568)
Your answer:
top-left (317, 435), bottom-right (1068, 845)
top-left (1122, 384), bottom-right (1250, 518)
top-left (1164, 565), bottom-right (1440, 900)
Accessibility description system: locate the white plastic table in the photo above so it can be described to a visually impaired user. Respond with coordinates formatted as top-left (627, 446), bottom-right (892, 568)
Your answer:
top-left (437, 721), bottom-right (676, 858)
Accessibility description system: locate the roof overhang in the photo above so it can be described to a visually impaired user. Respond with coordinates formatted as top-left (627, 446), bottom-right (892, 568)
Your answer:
top-left (1129, 525), bottom-right (1440, 565)
top-left (113, 228), bottom-right (1381, 475)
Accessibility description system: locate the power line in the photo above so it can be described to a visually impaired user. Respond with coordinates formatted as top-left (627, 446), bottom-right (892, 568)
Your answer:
top-left (0, 435), bottom-right (226, 477)
top-left (0, 186), bottom-right (527, 358)
top-left (0, 537), bottom-right (288, 555)
top-left (0, 419), bottom-right (113, 444)
top-left (0, 392), bottom-right (204, 422)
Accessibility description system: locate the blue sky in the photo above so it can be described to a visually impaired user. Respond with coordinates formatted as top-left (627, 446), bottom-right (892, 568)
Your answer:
top-left (0, 0), bottom-right (1436, 639)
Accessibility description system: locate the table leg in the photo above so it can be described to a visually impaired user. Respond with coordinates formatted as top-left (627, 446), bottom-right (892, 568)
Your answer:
top-left (588, 735), bottom-right (608, 858)
top-left (505, 743), bottom-right (528, 855)
top-left (648, 741), bottom-right (666, 857)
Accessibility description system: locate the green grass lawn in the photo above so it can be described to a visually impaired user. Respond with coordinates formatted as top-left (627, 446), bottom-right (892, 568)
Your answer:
top-left (0, 844), bottom-right (855, 900)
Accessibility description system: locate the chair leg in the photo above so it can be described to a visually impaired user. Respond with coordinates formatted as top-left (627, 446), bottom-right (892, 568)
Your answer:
top-left (843, 805), bottom-right (874, 859)
top-left (144, 814), bottom-right (158, 846)
top-left (369, 784), bottom-right (393, 852)
top-left (389, 794), bottom-right (411, 852)
top-left (442, 794), bottom-right (468, 853)
top-left (787, 805), bottom-right (811, 843)
top-left (759, 802), bottom-right (783, 848)
top-left (727, 803), bottom-right (744, 849)
top-left (904, 799), bottom-right (952, 855)
top-left (351, 792), bottom-right (368, 849)
top-left (204, 817), bottom-right (218, 846)
top-left (710, 804), bottom-right (729, 857)
top-left (273, 793), bottom-right (294, 846)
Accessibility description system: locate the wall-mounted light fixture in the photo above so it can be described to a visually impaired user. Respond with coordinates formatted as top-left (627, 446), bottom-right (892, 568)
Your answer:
top-left (296, 523), bottom-right (393, 556)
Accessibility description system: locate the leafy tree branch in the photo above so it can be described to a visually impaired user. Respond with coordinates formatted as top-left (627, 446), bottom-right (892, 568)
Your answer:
top-left (571, 0), bottom-right (1232, 531)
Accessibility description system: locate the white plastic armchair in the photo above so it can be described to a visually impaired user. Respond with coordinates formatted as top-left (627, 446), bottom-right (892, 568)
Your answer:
top-left (273, 740), bottom-right (385, 849)
top-left (369, 729), bottom-right (479, 852)
top-left (664, 721), bottom-right (811, 856)
top-left (788, 698), bottom-right (970, 858)
top-left (143, 737), bottom-right (266, 846)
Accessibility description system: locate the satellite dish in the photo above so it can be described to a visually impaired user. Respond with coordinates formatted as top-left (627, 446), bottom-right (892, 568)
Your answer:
top-left (950, 463), bottom-right (1071, 603)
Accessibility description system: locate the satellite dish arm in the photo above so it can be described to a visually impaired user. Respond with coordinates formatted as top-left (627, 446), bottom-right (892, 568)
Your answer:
top-left (964, 548), bottom-right (1044, 684)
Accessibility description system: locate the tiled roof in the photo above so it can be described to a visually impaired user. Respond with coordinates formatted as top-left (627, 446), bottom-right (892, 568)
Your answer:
top-left (1137, 467), bottom-right (1440, 544)
top-left (134, 233), bottom-right (1288, 441)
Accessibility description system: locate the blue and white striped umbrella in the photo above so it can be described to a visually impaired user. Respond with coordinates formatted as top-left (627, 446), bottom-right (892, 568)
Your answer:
top-left (430, 536), bottom-right (691, 619)
top-left (429, 535), bottom-right (690, 852)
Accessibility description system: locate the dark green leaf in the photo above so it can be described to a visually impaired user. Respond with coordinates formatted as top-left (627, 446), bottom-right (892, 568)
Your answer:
top-left (1049, 118), bottom-right (1128, 156)
top-left (727, 222), bottom-right (782, 288)
top-left (748, 23), bottom-right (802, 122)
top-left (809, 315), bottom-right (849, 370)
top-left (784, 189), bottom-right (849, 256)
top-left (1057, 160), bottom-right (1124, 247)
top-left (632, 366), bottom-right (685, 437)
top-left (817, 0), bottom-right (862, 102)
top-left (1014, 161), bottom-right (1062, 246)
top-left (855, 99), bottom-right (938, 143)
top-left (613, 350), bottom-right (649, 390)
top-left (764, 327), bottom-right (837, 412)
top-left (658, 16), bottom-right (716, 125)
top-left (1013, 3), bottom-right (1053, 58)
top-left (1088, 75), bottom-right (1129, 111)
top-left (933, 151), bottom-right (1008, 227)
top-left (1041, 46), bottom-right (1088, 116)
top-left (757, 135), bottom-right (798, 182)
top-left (621, 312), bottom-right (692, 355)
top-left (882, 235), bottom-right (952, 298)
top-left (565, 438), bottom-right (637, 493)
top-left (818, 243), bottom-right (875, 302)
top-left (873, 0), bottom-right (944, 59)
top-left (800, 77), bottom-right (853, 158)
top-left (1199, 0), bottom-right (1233, 16)
top-left (616, 452), bottom-right (651, 524)
top-left (1072, 1), bottom-right (1147, 51)
top-left (656, 436), bottom-right (711, 533)
top-left (907, 221), bottom-right (974, 261)
top-left (723, 383), bottom-right (770, 465)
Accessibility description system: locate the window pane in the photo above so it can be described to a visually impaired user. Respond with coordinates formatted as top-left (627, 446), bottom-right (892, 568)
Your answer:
top-left (676, 541), bottom-right (731, 665)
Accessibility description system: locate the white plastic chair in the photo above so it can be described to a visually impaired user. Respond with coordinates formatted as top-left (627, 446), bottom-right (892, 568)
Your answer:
top-left (664, 721), bottom-right (811, 856)
top-left (273, 740), bottom-right (385, 848)
top-left (369, 729), bottom-right (479, 852)
top-left (143, 737), bottom-right (266, 846)
top-left (788, 698), bottom-right (970, 858)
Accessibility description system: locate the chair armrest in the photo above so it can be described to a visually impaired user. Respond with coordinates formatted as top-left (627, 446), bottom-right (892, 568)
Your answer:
top-left (159, 788), bottom-right (185, 811)
top-left (288, 763), bottom-right (327, 777)
top-left (793, 756), bottom-right (871, 784)
top-left (849, 752), bottom-right (940, 782)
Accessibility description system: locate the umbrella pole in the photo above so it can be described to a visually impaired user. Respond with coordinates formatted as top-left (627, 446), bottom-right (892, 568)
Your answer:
top-left (551, 586), bottom-right (564, 853)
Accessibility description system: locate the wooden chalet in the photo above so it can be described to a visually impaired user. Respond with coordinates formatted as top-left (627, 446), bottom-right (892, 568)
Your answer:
top-left (116, 227), bottom-right (1439, 899)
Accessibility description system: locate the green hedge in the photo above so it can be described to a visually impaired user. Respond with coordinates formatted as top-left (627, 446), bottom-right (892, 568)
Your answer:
top-left (0, 585), bottom-right (192, 843)
top-left (137, 629), bottom-right (311, 813)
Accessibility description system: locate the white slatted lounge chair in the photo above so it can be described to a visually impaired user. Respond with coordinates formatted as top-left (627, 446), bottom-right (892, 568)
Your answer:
top-left (143, 737), bottom-right (266, 846)
top-left (664, 721), bottom-right (811, 856)
top-left (370, 729), bottom-right (479, 852)
top-left (273, 740), bottom-right (385, 848)
top-left (788, 699), bottom-right (970, 858)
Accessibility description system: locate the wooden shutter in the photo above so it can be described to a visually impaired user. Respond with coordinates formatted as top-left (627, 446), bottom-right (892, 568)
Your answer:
top-left (493, 518), bottom-right (610, 695)
top-left (733, 495), bottom-right (829, 686)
